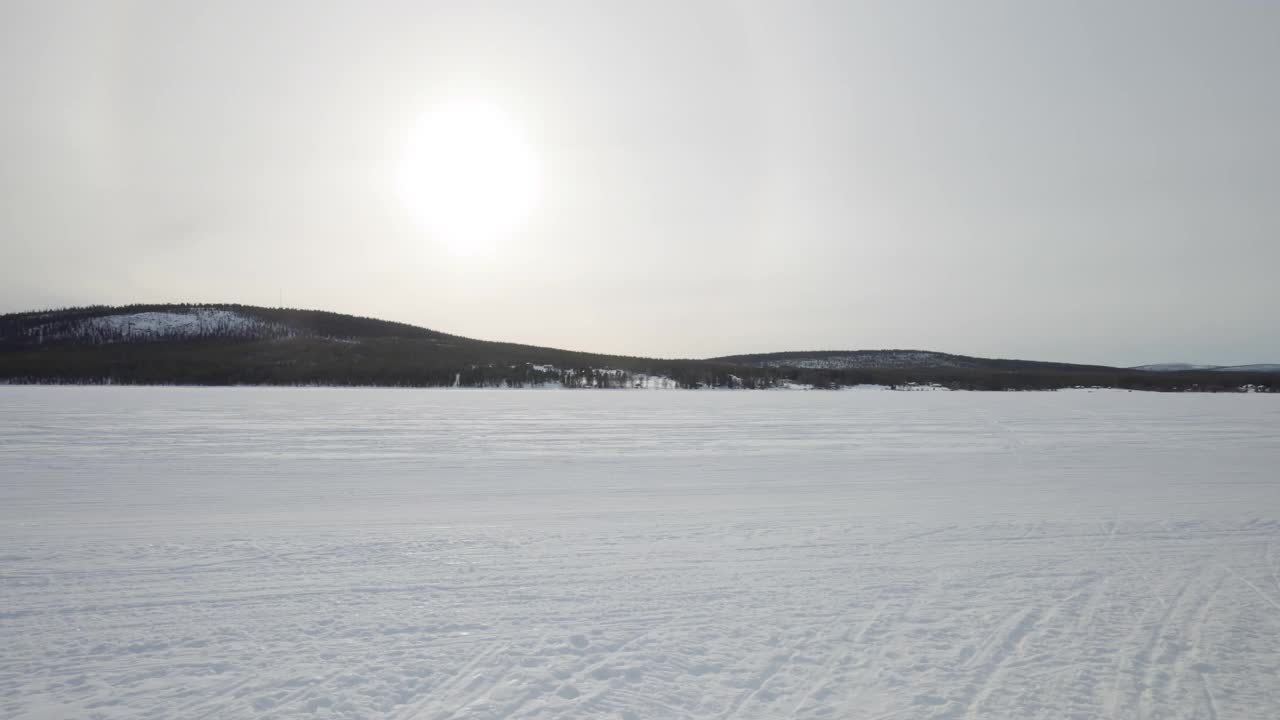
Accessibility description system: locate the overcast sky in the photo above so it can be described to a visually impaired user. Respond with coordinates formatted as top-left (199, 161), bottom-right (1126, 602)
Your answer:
top-left (2, 1), bottom-right (1277, 366)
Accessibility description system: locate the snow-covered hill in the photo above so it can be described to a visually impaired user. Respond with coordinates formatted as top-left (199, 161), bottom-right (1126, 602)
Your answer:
top-left (777, 350), bottom-right (966, 369)
top-left (2, 304), bottom-right (1275, 389)
top-left (1130, 363), bottom-right (1280, 373)
top-left (23, 308), bottom-right (288, 345)
top-left (1215, 364), bottom-right (1280, 373)
top-left (710, 349), bottom-right (1127, 374)
top-left (715, 350), bottom-right (983, 370)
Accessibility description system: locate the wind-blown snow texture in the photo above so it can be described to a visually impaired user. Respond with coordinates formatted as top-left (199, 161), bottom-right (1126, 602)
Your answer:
top-left (2, 387), bottom-right (1279, 719)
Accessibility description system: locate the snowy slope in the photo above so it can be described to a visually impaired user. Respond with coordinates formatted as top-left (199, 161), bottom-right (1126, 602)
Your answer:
top-left (723, 350), bottom-right (976, 370)
top-left (24, 307), bottom-right (286, 344)
top-left (1130, 362), bottom-right (1222, 371)
top-left (5, 305), bottom-right (1274, 389)
top-left (1131, 363), bottom-right (1280, 373)
top-left (784, 350), bottom-right (960, 369)
top-left (3, 388), bottom-right (1280, 719)
top-left (710, 349), bottom-right (1126, 373)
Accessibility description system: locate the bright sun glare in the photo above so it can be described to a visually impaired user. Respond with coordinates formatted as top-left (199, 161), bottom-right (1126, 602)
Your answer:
top-left (397, 99), bottom-right (539, 253)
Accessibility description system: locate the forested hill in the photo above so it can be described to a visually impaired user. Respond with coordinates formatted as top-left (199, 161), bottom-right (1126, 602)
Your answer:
top-left (708, 350), bottom-right (1120, 374)
top-left (0, 304), bottom-right (744, 389)
top-left (0, 304), bottom-right (1274, 391)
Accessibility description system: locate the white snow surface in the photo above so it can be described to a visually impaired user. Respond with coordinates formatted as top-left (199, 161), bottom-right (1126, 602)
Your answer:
top-left (2, 387), bottom-right (1279, 719)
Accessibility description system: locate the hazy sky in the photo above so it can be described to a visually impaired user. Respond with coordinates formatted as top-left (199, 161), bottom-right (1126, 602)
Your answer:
top-left (2, 1), bottom-right (1277, 366)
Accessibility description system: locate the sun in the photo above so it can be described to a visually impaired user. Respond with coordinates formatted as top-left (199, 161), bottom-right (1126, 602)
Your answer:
top-left (397, 99), bottom-right (539, 254)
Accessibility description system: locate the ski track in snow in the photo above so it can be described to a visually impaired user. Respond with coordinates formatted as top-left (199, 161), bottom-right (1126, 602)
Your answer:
top-left (1, 388), bottom-right (1279, 719)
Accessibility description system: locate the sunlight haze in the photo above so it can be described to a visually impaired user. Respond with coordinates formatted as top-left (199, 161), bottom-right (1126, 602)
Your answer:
top-left (1, 0), bottom-right (1277, 366)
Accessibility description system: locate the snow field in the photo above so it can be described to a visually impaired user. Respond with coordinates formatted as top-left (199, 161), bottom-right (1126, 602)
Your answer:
top-left (1, 387), bottom-right (1278, 719)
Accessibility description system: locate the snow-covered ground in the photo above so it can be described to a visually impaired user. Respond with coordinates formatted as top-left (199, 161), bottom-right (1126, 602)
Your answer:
top-left (1, 387), bottom-right (1278, 719)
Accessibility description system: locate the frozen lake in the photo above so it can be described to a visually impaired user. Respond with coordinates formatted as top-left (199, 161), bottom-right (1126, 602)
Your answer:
top-left (2, 387), bottom-right (1279, 719)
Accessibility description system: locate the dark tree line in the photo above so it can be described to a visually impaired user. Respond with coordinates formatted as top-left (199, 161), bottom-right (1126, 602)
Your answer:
top-left (1, 305), bottom-right (1275, 392)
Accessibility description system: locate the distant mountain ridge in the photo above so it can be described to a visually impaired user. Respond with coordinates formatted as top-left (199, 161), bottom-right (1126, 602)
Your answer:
top-left (1129, 363), bottom-right (1220, 372)
top-left (1130, 362), bottom-right (1280, 373)
top-left (6, 304), bottom-right (447, 346)
top-left (714, 351), bottom-right (1280, 375)
top-left (1, 304), bottom-right (1275, 391)
top-left (708, 350), bottom-right (1120, 373)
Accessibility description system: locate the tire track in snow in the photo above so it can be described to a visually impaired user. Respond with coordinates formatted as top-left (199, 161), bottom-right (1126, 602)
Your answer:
top-left (396, 639), bottom-right (511, 720)
top-left (786, 596), bottom-right (886, 719)
top-left (1200, 671), bottom-right (1220, 720)
top-left (1104, 590), bottom-right (1160, 717)
top-left (1130, 571), bottom-right (1191, 720)
top-left (1221, 564), bottom-right (1280, 613)
top-left (957, 605), bottom-right (1043, 719)
top-left (551, 621), bottom-right (684, 713)
top-left (170, 674), bottom-right (257, 717)
top-left (718, 646), bottom-right (798, 720)
top-left (1121, 557), bottom-right (1223, 720)
top-left (875, 525), bottom-right (958, 548)
top-left (479, 618), bottom-right (678, 720)
top-left (840, 573), bottom-right (938, 713)
top-left (1163, 565), bottom-right (1224, 720)
top-left (1265, 537), bottom-right (1280, 597)
top-left (1189, 575), bottom-right (1223, 720)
